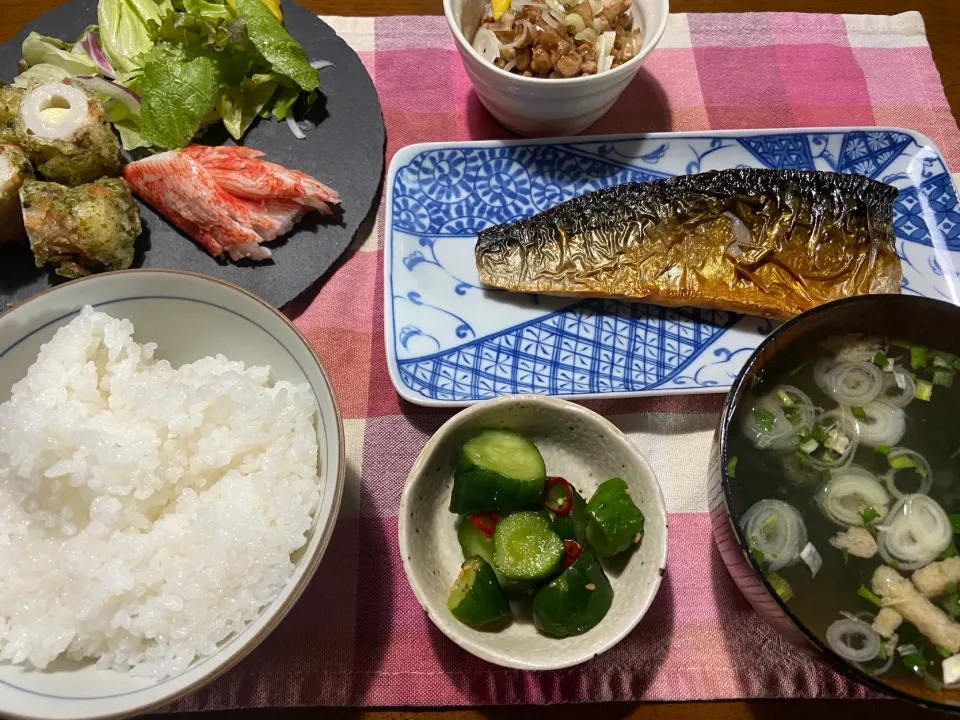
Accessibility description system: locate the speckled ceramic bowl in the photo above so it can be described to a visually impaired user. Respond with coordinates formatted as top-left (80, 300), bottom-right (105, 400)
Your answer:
top-left (398, 394), bottom-right (668, 670)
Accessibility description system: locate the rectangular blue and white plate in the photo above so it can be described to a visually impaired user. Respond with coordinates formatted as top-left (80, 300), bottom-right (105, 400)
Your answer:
top-left (384, 128), bottom-right (960, 407)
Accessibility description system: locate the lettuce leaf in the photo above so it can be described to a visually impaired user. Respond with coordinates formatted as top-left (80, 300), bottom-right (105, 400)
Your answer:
top-left (181, 0), bottom-right (235, 20)
top-left (13, 63), bottom-right (75, 87)
top-left (139, 48), bottom-right (219, 149)
top-left (268, 83), bottom-right (298, 120)
top-left (97, 0), bottom-right (168, 74)
top-left (21, 32), bottom-right (98, 75)
top-left (235, 0), bottom-right (317, 91)
top-left (215, 72), bottom-right (278, 139)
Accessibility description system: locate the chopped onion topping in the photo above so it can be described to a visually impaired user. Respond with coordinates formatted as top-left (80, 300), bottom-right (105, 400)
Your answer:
top-left (575, 27), bottom-right (598, 42)
top-left (540, 11), bottom-right (560, 28)
top-left (820, 467), bottom-right (890, 527)
top-left (564, 13), bottom-right (586, 34)
top-left (740, 499), bottom-right (808, 573)
top-left (472, 27), bottom-right (502, 63)
top-left (877, 494), bottom-right (953, 571)
top-left (827, 617), bottom-right (882, 663)
top-left (310, 59), bottom-right (335, 70)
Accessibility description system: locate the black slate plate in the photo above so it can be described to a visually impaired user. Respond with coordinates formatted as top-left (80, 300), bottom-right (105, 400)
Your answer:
top-left (0, 0), bottom-right (384, 308)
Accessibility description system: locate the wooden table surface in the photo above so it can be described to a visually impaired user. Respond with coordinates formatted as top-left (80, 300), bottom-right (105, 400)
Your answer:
top-left (1, 0), bottom-right (958, 717)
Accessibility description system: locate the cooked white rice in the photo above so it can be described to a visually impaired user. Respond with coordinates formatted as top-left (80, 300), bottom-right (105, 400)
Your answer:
top-left (0, 306), bottom-right (321, 678)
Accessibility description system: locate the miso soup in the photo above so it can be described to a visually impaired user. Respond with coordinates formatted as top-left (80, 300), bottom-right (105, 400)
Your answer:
top-left (727, 335), bottom-right (960, 694)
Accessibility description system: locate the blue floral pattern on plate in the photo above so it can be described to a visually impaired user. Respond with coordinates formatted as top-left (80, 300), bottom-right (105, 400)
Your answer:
top-left (384, 129), bottom-right (960, 407)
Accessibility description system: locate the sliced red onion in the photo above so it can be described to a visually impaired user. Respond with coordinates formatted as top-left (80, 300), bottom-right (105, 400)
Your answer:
top-left (285, 114), bottom-right (306, 139)
top-left (826, 617), bottom-right (881, 663)
top-left (74, 76), bottom-right (140, 118)
top-left (310, 60), bottom-right (334, 70)
top-left (75, 31), bottom-right (115, 79)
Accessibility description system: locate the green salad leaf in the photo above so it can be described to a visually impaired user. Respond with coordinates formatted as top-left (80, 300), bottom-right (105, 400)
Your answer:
top-left (97, 0), bottom-right (168, 74)
top-left (140, 48), bottom-right (219, 149)
top-left (21, 32), bottom-right (99, 75)
top-left (13, 63), bottom-right (74, 87)
top-left (15, 0), bottom-right (320, 149)
top-left (215, 72), bottom-right (279, 139)
top-left (181, 0), bottom-right (235, 20)
top-left (236, 0), bottom-right (317, 92)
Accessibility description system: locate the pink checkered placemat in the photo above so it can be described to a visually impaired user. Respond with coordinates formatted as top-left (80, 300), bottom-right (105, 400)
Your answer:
top-left (168, 11), bottom-right (960, 709)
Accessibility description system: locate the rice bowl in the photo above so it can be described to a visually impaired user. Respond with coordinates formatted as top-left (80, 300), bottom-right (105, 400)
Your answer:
top-left (0, 269), bottom-right (344, 720)
top-left (0, 306), bottom-right (321, 678)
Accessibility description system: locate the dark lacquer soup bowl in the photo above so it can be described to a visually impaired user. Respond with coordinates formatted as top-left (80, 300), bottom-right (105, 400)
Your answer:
top-left (709, 293), bottom-right (960, 712)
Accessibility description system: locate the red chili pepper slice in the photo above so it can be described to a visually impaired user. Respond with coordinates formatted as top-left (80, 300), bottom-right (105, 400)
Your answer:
top-left (543, 476), bottom-right (573, 517)
top-left (469, 513), bottom-right (502, 539)
top-left (563, 540), bottom-right (582, 568)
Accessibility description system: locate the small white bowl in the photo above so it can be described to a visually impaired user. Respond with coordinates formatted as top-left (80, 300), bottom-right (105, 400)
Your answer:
top-left (398, 394), bottom-right (667, 670)
top-left (444, 0), bottom-right (669, 136)
top-left (0, 270), bottom-right (344, 720)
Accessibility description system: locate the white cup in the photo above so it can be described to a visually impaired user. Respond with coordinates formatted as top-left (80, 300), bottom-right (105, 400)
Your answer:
top-left (444, 0), bottom-right (670, 136)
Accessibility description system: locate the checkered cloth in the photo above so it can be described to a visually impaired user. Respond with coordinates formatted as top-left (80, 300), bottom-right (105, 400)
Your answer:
top-left (169, 11), bottom-right (960, 708)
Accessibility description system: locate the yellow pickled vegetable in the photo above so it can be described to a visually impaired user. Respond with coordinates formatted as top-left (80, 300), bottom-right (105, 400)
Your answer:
top-left (227, 0), bottom-right (283, 22)
top-left (491, 0), bottom-right (510, 21)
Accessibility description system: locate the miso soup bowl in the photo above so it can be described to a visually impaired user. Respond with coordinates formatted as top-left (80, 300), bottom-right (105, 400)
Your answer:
top-left (710, 294), bottom-right (960, 713)
top-left (444, 0), bottom-right (669, 136)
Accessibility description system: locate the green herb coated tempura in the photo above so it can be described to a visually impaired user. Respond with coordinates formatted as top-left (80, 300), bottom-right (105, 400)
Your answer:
top-left (20, 178), bottom-right (141, 278)
top-left (0, 145), bottom-right (34, 245)
top-left (0, 82), bottom-right (122, 186)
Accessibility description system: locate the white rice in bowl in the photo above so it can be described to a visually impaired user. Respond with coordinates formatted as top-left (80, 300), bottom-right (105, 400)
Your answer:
top-left (0, 306), bottom-right (321, 678)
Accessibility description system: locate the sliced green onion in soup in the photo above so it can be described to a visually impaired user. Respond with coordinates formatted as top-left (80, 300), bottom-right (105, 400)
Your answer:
top-left (820, 467), bottom-right (890, 527)
top-left (877, 494), bottom-right (953, 571)
top-left (884, 448), bottom-right (933, 499)
top-left (740, 499), bottom-right (808, 573)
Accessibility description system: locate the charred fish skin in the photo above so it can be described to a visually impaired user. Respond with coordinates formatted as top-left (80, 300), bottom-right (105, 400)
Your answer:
top-left (475, 169), bottom-right (902, 319)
